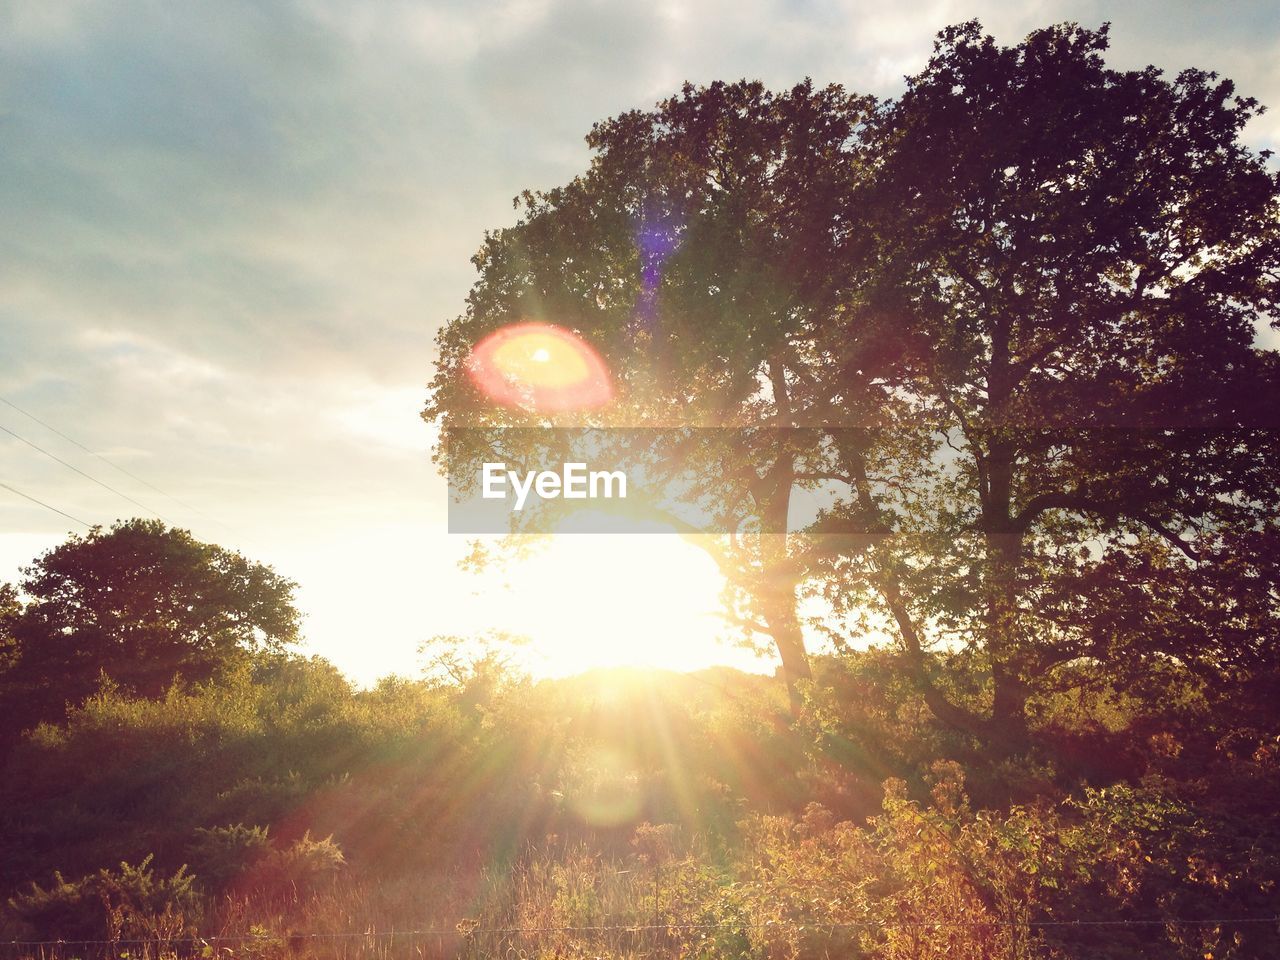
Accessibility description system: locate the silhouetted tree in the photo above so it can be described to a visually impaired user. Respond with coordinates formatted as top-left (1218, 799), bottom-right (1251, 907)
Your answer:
top-left (426, 79), bottom-right (876, 711)
top-left (820, 22), bottom-right (1280, 747)
top-left (0, 518), bottom-right (299, 734)
top-left (427, 22), bottom-right (1280, 743)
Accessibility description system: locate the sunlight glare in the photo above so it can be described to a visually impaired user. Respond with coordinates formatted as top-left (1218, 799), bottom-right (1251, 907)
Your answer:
top-left (489, 522), bottom-right (767, 677)
top-left (468, 322), bottom-right (612, 411)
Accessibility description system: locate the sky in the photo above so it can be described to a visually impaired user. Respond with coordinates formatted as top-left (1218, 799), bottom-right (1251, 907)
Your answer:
top-left (2, 0), bottom-right (1279, 685)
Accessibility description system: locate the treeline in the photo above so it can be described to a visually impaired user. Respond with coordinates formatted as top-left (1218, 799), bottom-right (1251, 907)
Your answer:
top-left (0, 523), bottom-right (1278, 959)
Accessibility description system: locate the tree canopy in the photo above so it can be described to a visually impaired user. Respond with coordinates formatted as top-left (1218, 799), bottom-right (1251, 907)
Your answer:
top-left (827, 20), bottom-right (1280, 746)
top-left (1, 518), bottom-right (300, 734)
top-left (427, 78), bottom-right (876, 708)
top-left (426, 20), bottom-right (1280, 741)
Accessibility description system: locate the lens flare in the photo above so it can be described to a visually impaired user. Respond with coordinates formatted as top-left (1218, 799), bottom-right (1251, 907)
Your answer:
top-left (467, 322), bottom-right (612, 412)
top-left (565, 744), bottom-right (644, 826)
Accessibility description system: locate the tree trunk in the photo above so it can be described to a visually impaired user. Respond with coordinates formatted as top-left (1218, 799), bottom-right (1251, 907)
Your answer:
top-left (982, 425), bottom-right (1031, 751)
top-left (761, 589), bottom-right (811, 716)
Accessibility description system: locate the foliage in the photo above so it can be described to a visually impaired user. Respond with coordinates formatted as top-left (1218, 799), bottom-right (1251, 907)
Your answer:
top-left (3, 17), bottom-right (1280, 960)
top-left (9, 855), bottom-right (199, 943)
top-left (424, 78), bottom-right (879, 710)
top-left (826, 18), bottom-right (1280, 752)
top-left (425, 19), bottom-right (1280, 747)
top-left (0, 654), bottom-right (463, 895)
top-left (187, 824), bottom-right (273, 892)
top-left (268, 831), bottom-right (346, 892)
top-left (0, 648), bottom-right (1276, 958)
top-left (0, 520), bottom-right (301, 737)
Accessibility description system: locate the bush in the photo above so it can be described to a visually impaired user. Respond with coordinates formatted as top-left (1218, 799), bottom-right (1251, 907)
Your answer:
top-left (188, 824), bottom-right (273, 892)
top-left (271, 831), bottom-right (346, 891)
top-left (9, 854), bottom-right (199, 942)
top-left (190, 825), bottom-right (345, 899)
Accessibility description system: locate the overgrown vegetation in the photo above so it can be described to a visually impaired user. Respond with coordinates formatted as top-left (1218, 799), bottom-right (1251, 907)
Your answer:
top-left (3, 17), bottom-right (1280, 960)
top-left (0, 642), bottom-right (1277, 959)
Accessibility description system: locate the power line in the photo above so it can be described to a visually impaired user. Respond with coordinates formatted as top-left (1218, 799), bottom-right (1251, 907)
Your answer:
top-left (0, 422), bottom-right (169, 523)
top-left (0, 396), bottom-right (252, 546)
top-left (0, 481), bottom-right (92, 529)
top-left (0, 396), bottom-right (213, 525)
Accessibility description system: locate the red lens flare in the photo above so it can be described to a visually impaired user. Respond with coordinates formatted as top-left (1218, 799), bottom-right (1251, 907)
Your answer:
top-left (467, 322), bottom-right (613, 412)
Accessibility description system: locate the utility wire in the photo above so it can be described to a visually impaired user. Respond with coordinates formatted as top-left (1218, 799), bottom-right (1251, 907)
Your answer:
top-left (0, 422), bottom-right (169, 523)
top-left (0, 396), bottom-right (212, 525)
top-left (0, 481), bottom-right (92, 528)
top-left (0, 396), bottom-right (253, 547)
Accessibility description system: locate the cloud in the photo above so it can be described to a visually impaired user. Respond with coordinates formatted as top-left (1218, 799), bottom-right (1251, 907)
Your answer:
top-left (2, 0), bottom-right (1276, 681)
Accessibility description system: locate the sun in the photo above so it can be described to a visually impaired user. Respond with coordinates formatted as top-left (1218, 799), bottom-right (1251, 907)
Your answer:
top-left (488, 522), bottom-right (768, 678)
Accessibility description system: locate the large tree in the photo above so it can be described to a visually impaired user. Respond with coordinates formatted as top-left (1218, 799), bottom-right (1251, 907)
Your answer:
top-left (0, 519), bottom-right (300, 733)
top-left (426, 79), bottom-right (876, 710)
top-left (820, 22), bottom-right (1280, 747)
top-left (427, 22), bottom-right (1280, 741)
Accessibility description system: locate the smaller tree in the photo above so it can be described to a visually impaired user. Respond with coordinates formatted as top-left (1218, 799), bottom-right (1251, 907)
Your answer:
top-left (1, 519), bottom-right (300, 733)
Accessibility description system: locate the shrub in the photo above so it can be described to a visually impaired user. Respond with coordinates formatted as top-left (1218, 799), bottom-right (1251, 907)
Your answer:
top-left (9, 855), bottom-right (199, 942)
top-left (188, 824), bottom-right (273, 892)
top-left (272, 831), bottom-right (346, 891)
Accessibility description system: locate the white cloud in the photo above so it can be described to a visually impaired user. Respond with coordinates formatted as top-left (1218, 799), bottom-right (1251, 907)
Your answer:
top-left (2, 0), bottom-right (1276, 681)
